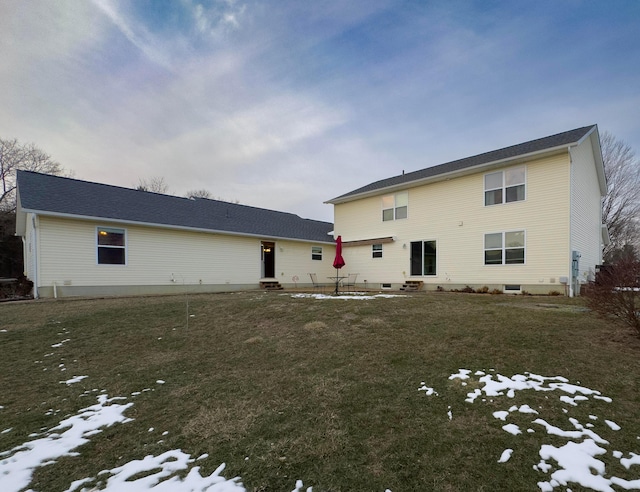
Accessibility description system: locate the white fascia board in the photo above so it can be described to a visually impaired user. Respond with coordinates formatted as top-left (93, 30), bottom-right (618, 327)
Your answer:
top-left (326, 144), bottom-right (572, 204)
top-left (18, 209), bottom-right (336, 245)
top-left (14, 191), bottom-right (27, 236)
top-left (573, 125), bottom-right (606, 195)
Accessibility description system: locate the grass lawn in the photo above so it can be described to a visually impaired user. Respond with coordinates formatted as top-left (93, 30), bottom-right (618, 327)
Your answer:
top-left (0, 291), bottom-right (639, 491)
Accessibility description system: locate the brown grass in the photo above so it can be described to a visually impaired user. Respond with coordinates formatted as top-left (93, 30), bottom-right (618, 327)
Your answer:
top-left (0, 291), bottom-right (638, 491)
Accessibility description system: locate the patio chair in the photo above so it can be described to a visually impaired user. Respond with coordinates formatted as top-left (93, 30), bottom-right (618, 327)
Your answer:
top-left (343, 273), bottom-right (358, 292)
top-left (308, 273), bottom-right (326, 293)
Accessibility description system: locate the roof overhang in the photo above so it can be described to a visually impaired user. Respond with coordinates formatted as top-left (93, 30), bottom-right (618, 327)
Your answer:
top-left (17, 209), bottom-right (336, 245)
top-left (14, 189), bottom-right (27, 236)
top-left (342, 236), bottom-right (395, 247)
top-left (601, 224), bottom-right (611, 246)
top-left (580, 126), bottom-right (607, 196)
top-left (325, 144), bottom-right (573, 205)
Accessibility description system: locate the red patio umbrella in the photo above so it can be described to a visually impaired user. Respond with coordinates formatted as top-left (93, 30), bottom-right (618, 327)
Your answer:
top-left (332, 235), bottom-right (346, 294)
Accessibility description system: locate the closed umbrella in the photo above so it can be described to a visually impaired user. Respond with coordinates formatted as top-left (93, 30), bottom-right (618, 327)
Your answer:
top-left (332, 235), bottom-right (345, 294)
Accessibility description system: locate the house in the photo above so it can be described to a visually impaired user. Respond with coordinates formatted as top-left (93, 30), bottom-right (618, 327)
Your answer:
top-left (15, 171), bottom-right (336, 298)
top-left (325, 125), bottom-right (608, 296)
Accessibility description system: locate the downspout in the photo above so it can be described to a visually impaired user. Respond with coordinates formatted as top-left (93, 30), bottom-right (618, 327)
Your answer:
top-left (31, 214), bottom-right (39, 299)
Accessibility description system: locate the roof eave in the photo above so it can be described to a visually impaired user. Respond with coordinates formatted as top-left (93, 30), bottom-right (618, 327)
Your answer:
top-left (18, 209), bottom-right (335, 245)
top-left (326, 143), bottom-right (574, 205)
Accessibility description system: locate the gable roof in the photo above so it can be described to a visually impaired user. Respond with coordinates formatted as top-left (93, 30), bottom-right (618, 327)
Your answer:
top-left (16, 171), bottom-right (334, 243)
top-left (328, 125), bottom-right (599, 203)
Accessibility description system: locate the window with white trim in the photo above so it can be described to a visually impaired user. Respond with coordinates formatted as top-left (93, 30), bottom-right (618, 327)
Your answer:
top-left (312, 246), bottom-right (323, 261)
top-left (410, 240), bottom-right (437, 276)
top-left (372, 244), bottom-right (383, 258)
top-left (97, 227), bottom-right (126, 265)
top-left (382, 192), bottom-right (408, 221)
top-left (484, 230), bottom-right (525, 265)
top-left (484, 166), bottom-right (526, 205)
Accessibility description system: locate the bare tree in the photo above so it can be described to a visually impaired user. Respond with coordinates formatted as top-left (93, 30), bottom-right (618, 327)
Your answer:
top-left (0, 138), bottom-right (69, 277)
top-left (185, 189), bottom-right (240, 203)
top-left (185, 189), bottom-right (212, 199)
top-left (601, 131), bottom-right (640, 262)
top-left (0, 138), bottom-right (65, 212)
top-left (136, 176), bottom-right (170, 194)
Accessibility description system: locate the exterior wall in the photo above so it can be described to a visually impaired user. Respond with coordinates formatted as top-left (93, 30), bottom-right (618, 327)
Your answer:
top-left (23, 213), bottom-right (37, 288)
top-left (334, 152), bottom-right (573, 294)
top-left (264, 239), bottom-right (337, 288)
top-left (31, 216), bottom-right (335, 298)
top-left (570, 135), bottom-right (604, 289)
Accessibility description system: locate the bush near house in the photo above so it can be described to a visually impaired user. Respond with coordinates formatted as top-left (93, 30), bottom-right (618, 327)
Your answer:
top-left (585, 255), bottom-right (640, 337)
top-left (0, 275), bottom-right (33, 300)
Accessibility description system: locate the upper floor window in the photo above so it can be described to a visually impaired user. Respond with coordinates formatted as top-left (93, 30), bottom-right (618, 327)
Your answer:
top-left (372, 244), bottom-right (383, 258)
top-left (382, 192), bottom-right (408, 221)
top-left (484, 166), bottom-right (526, 206)
top-left (484, 230), bottom-right (525, 265)
top-left (97, 227), bottom-right (126, 265)
top-left (312, 246), bottom-right (323, 260)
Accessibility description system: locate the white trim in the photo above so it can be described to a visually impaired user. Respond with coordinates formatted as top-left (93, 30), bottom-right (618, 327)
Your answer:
top-left (483, 229), bottom-right (526, 266)
top-left (96, 226), bottom-right (127, 266)
top-left (31, 214), bottom-right (39, 298)
top-left (483, 165), bottom-right (527, 207)
top-left (409, 239), bottom-right (438, 277)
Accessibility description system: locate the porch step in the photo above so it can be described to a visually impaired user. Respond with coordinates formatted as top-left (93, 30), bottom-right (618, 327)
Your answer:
top-left (260, 280), bottom-right (283, 290)
top-left (400, 281), bottom-right (424, 292)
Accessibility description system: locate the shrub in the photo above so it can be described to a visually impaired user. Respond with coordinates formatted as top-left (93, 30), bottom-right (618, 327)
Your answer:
top-left (584, 256), bottom-right (640, 337)
top-left (460, 285), bottom-right (475, 293)
top-left (548, 290), bottom-right (562, 296)
top-left (436, 285), bottom-right (445, 292)
top-left (0, 275), bottom-right (33, 299)
top-left (489, 289), bottom-right (503, 295)
top-left (477, 286), bottom-right (489, 294)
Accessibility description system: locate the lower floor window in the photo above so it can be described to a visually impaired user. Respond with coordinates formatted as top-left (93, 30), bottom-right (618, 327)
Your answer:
top-left (312, 246), bottom-right (322, 260)
top-left (410, 240), bottom-right (437, 276)
top-left (484, 230), bottom-right (525, 265)
top-left (372, 244), bottom-right (383, 258)
top-left (97, 227), bottom-right (126, 265)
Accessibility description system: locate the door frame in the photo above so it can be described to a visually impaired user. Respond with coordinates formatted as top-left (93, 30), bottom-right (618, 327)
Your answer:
top-left (261, 241), bottom-right (276, 278)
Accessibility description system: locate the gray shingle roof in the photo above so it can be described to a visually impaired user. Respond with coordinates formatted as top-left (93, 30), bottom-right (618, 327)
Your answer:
top-left (17, 171), bottom-right (334, 243)
top-left (328, 125), bottom-right (596, 202)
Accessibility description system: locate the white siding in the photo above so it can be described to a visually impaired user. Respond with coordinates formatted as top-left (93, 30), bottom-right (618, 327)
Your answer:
top-left (570, 134), bottom-right (604, 284)
top-left (334, 152), bottom-right (573, 292)
top-left (272, 240), bottom-right (337, 287)
top-left (34, 217), bottom-right (335, 292)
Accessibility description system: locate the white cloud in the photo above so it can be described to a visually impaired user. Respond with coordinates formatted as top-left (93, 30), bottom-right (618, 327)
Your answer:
top-left (92, 0), bottom-right (175, 70)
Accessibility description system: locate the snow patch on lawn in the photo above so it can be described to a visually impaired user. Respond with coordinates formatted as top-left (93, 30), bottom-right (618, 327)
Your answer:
top-left (419, 370), bottom-right (639, 492)
top-left (290, 293), bottom-right (406, 300)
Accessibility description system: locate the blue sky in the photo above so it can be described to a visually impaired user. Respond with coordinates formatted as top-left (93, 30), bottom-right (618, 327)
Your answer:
top-left (1, 0), bottom-right (639, 221)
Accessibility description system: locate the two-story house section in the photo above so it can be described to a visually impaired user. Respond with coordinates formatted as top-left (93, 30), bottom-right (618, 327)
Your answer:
top-left (326, 125), bottom-right (608, 296)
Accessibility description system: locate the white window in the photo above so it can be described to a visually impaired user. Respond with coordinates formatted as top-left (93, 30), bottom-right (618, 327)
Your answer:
top-left (410, 240), bottom-right (437, 276)
top-left (484, 231), bottom-right (525, 265)
top-left (97, 227), bottom-right (126, 265)
top-left (484, 166), bottom-right (526, 205)
top-left (312, 246), bottom-right (322, 261)
top-left (382, 192), bottom-right (408, 221)
top-left (372, 244), bottom-right (383, 258)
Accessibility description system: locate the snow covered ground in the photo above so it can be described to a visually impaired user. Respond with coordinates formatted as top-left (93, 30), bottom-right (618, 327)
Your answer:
top-left (1, 302), bottom-right (639, 492)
